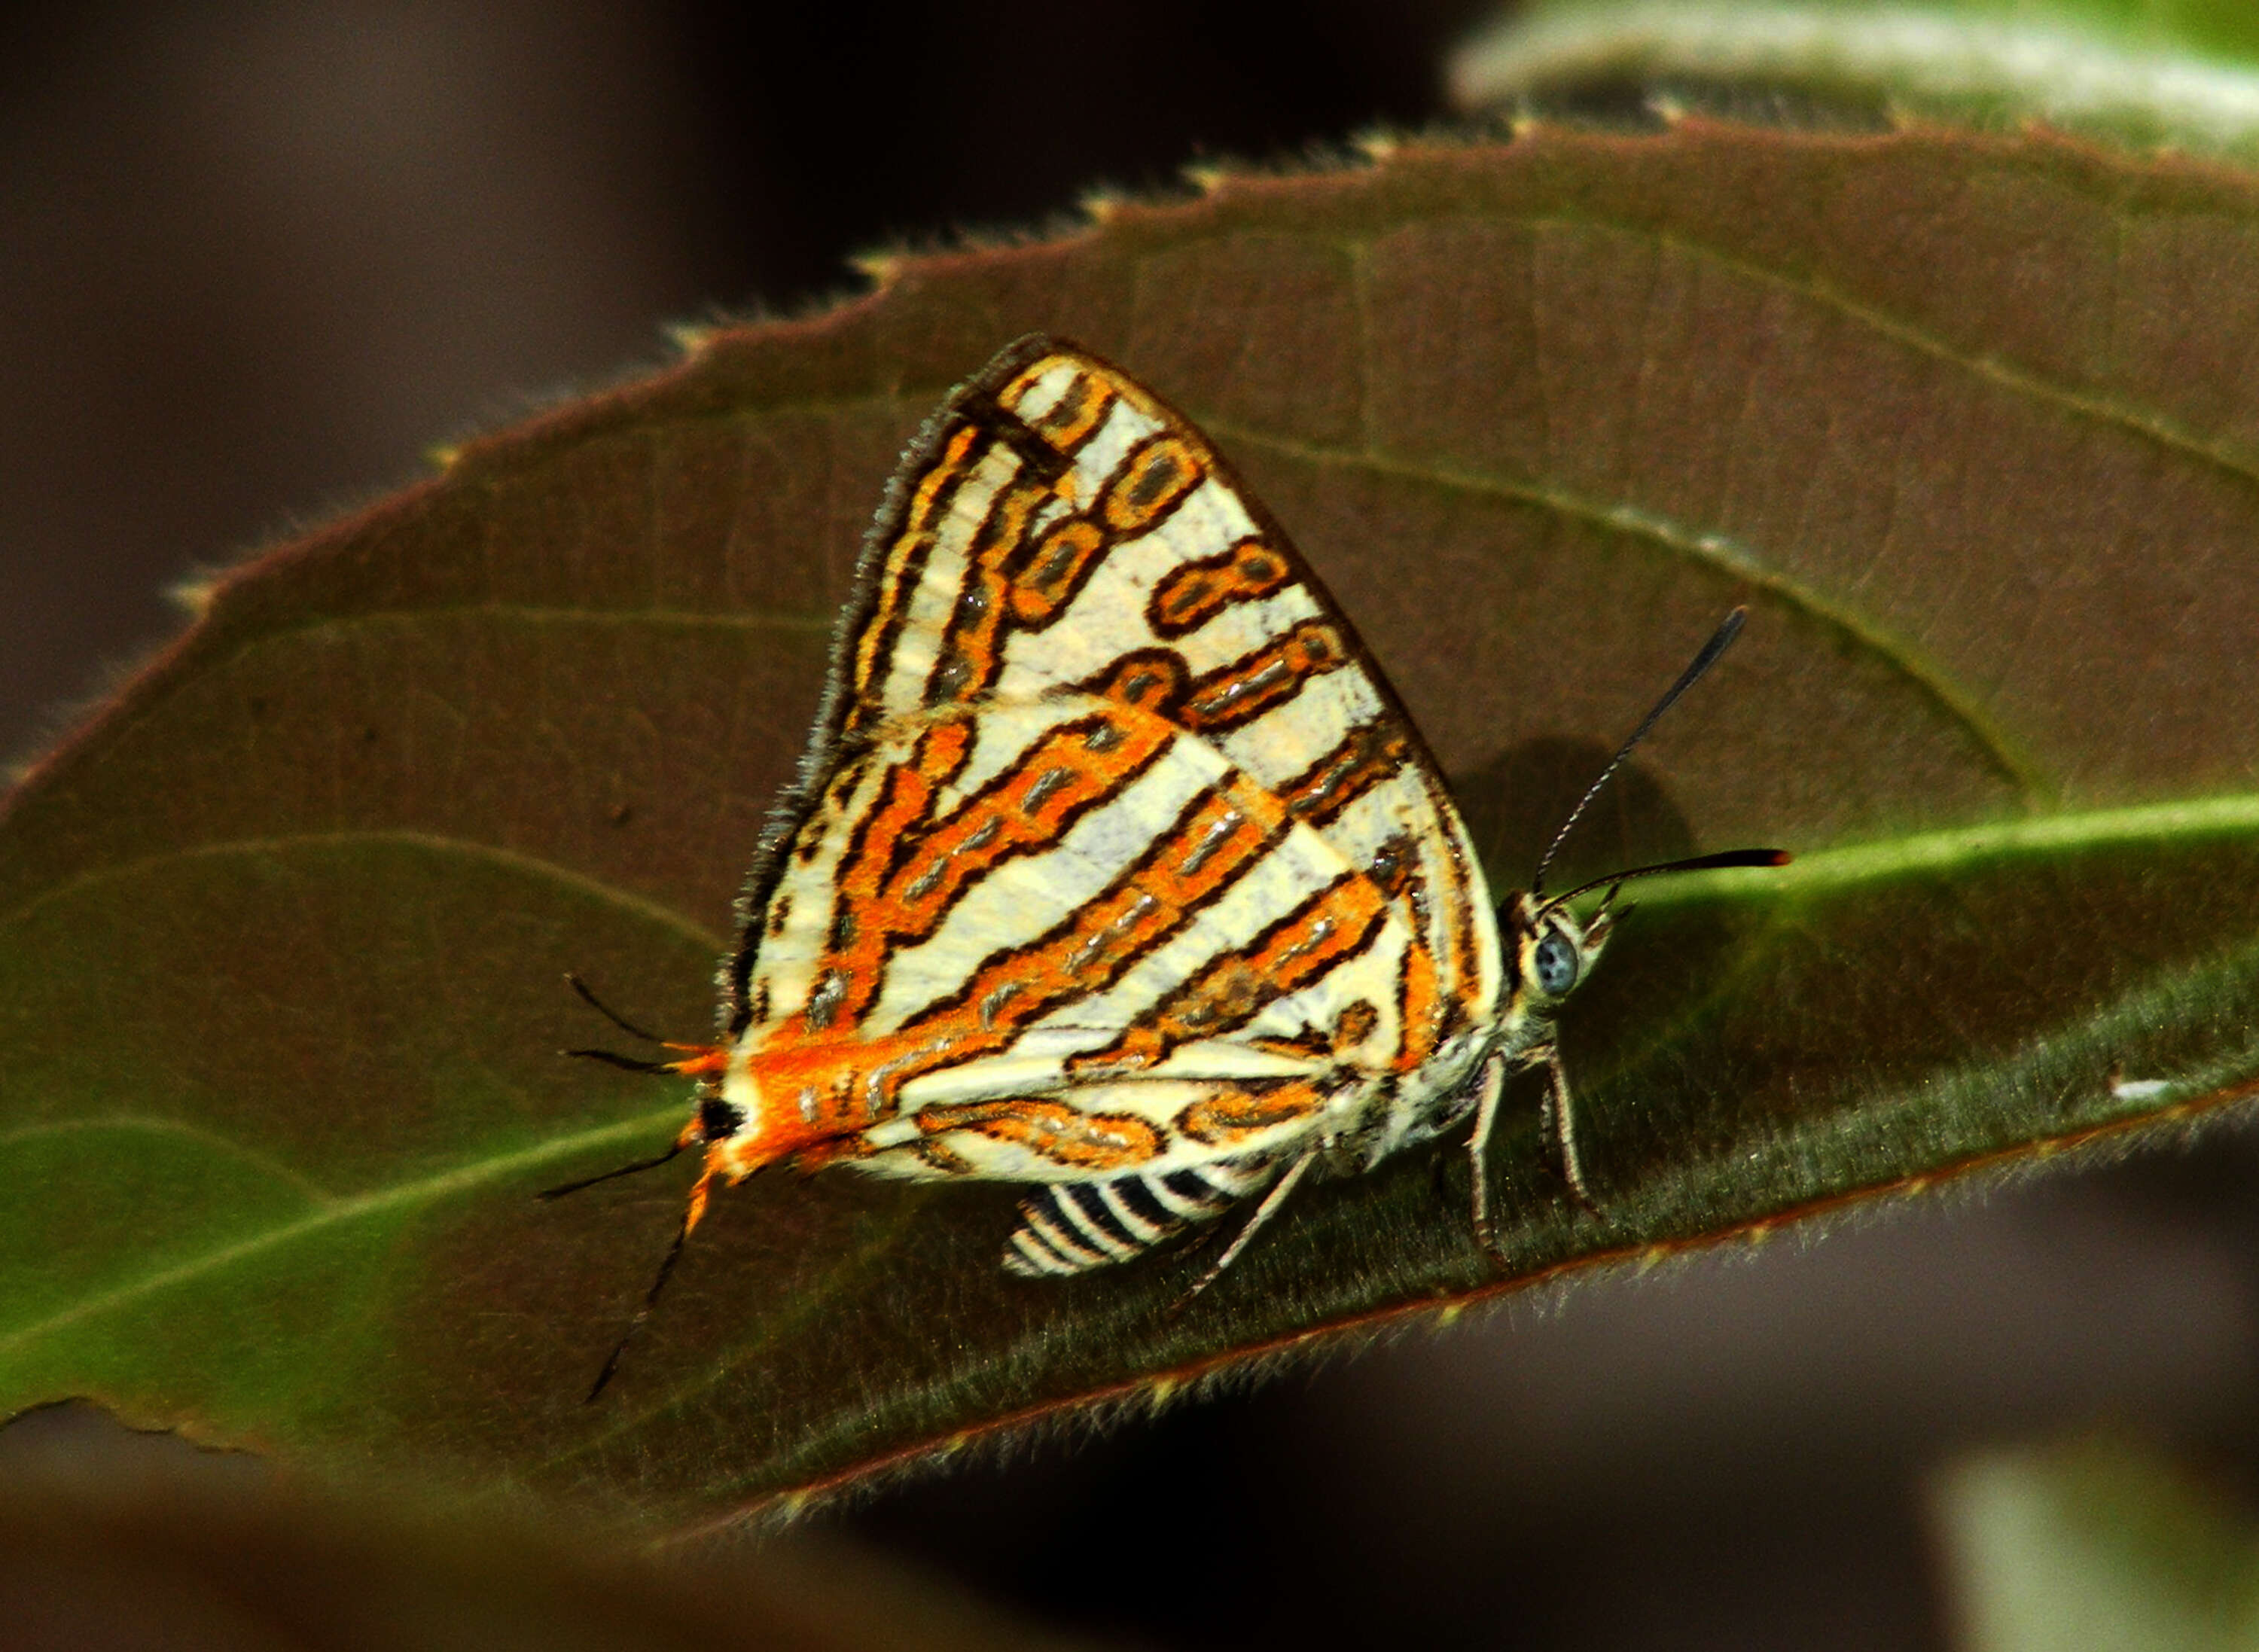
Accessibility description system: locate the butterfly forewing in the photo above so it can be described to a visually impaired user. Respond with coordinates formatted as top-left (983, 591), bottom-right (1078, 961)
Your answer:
top-left (715, 338), bottom-right (1502, 1260)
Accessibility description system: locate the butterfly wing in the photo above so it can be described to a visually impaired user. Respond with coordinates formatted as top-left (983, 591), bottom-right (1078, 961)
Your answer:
top-left (737, 340), bottom-right (1502, 1041)
top-left (714, 337), bottom-right (1503, 1269)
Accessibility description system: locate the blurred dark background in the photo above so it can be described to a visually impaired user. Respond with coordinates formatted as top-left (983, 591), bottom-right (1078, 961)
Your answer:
top-left (7, 5), bottom-right (2259, 1650)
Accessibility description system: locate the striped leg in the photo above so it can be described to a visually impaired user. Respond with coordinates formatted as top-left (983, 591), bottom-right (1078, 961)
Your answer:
top-left (1169, 1151), bottom-right (1317, 1307)
top-left (1530, 1042), bottom-right (1600, 1215)
top-left (1464, 1050), bottom-right (1509, 1265)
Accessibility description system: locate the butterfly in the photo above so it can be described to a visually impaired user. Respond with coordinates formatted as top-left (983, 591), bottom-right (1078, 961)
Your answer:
top-left (550, 335), bottom-right (1785, 1396)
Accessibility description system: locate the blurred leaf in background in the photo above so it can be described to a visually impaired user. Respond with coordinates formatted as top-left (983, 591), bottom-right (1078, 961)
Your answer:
top-left (1933, 1436), bottom-right (2259, 1652)
top-left (0, 1401), bottom-right (1114, 1652)
top-left (1456, 0), bottom-right (2259, 153)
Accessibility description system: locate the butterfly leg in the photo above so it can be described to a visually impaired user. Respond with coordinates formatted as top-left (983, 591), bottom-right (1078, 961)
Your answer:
top-left (1465, 1051), bottom-right (1511, 1266)
top-left (1170, 1151), bottom-right (1318, 1309)
top-left (1531, 1043), bottom-right (1602, 1217)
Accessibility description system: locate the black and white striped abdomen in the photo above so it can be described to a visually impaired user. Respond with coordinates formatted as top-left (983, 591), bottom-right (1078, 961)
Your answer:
top-left (1003, 1160), bottom-right (1280, 1277)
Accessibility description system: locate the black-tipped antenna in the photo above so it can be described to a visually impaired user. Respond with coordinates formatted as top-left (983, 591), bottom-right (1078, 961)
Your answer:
top-left (1537, 847), bottom-right (1789, 917)
top-left (536, 1141), bottom-right (685, 1202)
top-left (566, 972), bottom-right (667, 1045)
top-left (1530, 608), bottom-right (1749, 897)
top-left (583, 1208), bottom-right (695, 1404)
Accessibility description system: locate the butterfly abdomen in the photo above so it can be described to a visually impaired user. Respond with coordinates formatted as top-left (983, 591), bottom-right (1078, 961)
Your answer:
top-left (1003, 1160), bottom-right (1279, 1276)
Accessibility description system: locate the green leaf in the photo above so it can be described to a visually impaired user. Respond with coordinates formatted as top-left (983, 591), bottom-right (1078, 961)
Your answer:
top-left (1931, 1437), bottom-right (2259, 1651)
top-left (9, 119), bottom-right (2259, 1528)
top-left (1456, 2), bottom-right (2259, 158)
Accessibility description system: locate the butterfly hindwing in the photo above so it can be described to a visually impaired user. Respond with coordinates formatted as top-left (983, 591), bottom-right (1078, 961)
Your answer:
top-left (755, 694), bottom-right (1404, 1047)
top-left (745, 692), bottom-right (1416, 1178)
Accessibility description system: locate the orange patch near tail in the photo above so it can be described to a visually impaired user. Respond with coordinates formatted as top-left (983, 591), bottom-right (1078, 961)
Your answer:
top-left (711, 1023), bottom-right (997, 1182)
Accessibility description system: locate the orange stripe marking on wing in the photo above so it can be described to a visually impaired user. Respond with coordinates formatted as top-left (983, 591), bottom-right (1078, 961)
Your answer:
top-left (928, 468), bottom-right (1058, 703)
top-left (819, 706), bottom-right (1178, 1032)
top-left (852, 422), bottom-right (985, 709)
top-left (719, 739), bottom-right (1291, 1177)
top-left (917, 1099), bottom-right (1163, 1172)
top-left (1145, 538), bottom-right (1292, 639)
top-left (1175, 1080), bottom-right (1327, 1146)
top-left (892, 776), bottom-right (1291, 1044)
top-left (1279, 721), bottom-right (1415, 826)
top-left (1006, 516), bottom-right (1108, 629)
top-left (1181, 620), bottom-right (1350, 733)
top-left (1078, 872), bottom-right (1391, 1074)
top-left (1001, 364), bottom-right (1113, 450)
top-left (1361, 831), bottom-right (1446, 1067)
top-left (1392, 934), bottom-right (1444, 1069)
top-left (1099, 434), bottom-right (1206, 535)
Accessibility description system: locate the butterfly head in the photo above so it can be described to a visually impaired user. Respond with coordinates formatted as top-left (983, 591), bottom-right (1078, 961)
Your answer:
top-left (1504, 887), bottom-right (1618, 1011)
top-left (1507, 849), bottom-right (1787, 1020)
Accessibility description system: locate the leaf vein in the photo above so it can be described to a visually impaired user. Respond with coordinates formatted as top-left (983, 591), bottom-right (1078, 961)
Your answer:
top-left (1205, 419), bottom-right (2048, 800)
top-left (0, 1105), bottom-right (683, 1360)
top-left (0, 829), bottom-right (725, 952)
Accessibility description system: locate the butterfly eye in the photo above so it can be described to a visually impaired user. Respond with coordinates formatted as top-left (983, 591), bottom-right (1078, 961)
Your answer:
top-left (1532, 932), bottom-right (1580, 996)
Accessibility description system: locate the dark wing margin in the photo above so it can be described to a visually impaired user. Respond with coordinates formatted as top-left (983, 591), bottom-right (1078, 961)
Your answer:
top-left (723, 335), bottom-right (1062, 1038)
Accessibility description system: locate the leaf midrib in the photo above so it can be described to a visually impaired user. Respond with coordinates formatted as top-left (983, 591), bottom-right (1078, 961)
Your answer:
top-left (662, 934), bottom-right (2259, 1526)
top-left (1627, 792), bottom-right (2259, 908)
top-left (0, 1103), bottom-right (683, 1361)
top-left (8, 797), bottom-right (2257, 1464)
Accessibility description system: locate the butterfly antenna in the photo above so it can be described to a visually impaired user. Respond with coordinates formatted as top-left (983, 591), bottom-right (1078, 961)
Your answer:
top-left (584, 1180), bottom-right (708, 1403)
top-left (536, 1141), bottom-right (685, 1202)
top-left (1530, 608), bottom-right (1749, 898)
top-left (564, 1047), bottom-right (683, 1076)
top-left (584, 1218), bottom-right (689, 1403)
top-left (566, 972), bottom-right (668, 1044)
top-left (1536, 847), bottom-right (1789, 919)
top-left (561, 973), bottom-right (730, 1077)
